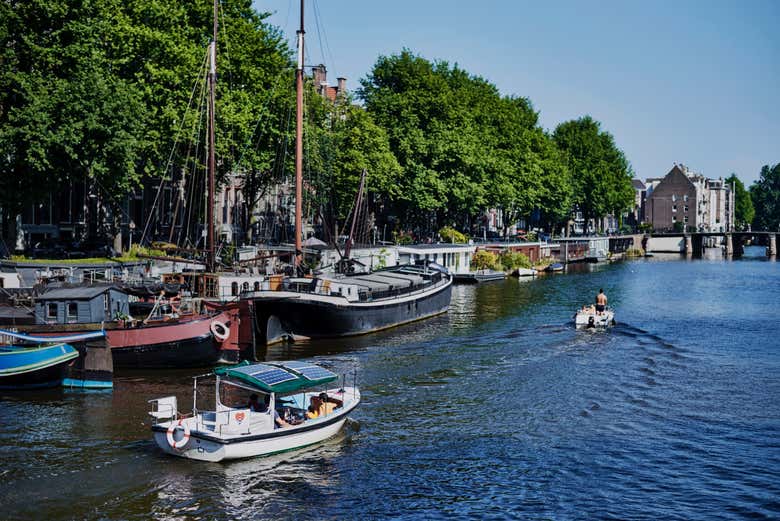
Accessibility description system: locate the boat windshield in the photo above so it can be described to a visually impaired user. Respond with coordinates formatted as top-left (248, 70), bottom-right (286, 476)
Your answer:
top-left (218, 378), bottom-right (270, 411)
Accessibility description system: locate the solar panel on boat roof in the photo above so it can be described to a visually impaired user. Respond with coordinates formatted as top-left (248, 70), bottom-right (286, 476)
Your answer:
top-left (278, 361), bottom-right (336, 381)
top-left (250, 367), bottom-right (297, 386)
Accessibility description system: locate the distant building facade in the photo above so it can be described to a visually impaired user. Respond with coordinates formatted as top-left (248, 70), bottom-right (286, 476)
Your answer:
top-left (646, 164), bottom-right (734, 232)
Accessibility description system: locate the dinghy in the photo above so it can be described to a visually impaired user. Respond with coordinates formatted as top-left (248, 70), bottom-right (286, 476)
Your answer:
top-left (149, 361), bottom-right (360, 462)
top-left (574, 305), bottom-right (615, 329)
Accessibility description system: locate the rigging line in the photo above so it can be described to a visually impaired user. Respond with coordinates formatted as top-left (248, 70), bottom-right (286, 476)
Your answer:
top-left (181, 69), bottom-right (209, 246)
top-left (236, 67), bottom-right (295, 170)
top-left (312, 0), bottom-right (336, 72)
top-left (140, 48), bottom-right (210, 246)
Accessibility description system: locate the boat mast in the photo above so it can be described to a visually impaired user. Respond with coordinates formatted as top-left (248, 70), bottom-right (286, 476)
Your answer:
top-left (294, 0), bottom-right (304, 270)
top-left (207, 0), bottom-right (218, 273)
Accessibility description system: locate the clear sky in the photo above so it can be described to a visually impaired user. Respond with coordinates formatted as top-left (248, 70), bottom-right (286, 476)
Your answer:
top-left (252, 0), bottom-right (778, 185)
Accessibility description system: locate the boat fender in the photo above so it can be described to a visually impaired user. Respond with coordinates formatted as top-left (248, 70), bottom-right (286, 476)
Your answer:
top-left (210, 320), bottom-right (229, 342)
top-left (166, 419), bottom-right (190, 450)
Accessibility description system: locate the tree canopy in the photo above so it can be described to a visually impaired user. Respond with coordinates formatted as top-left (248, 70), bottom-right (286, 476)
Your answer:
top-left (552, 116), bottom-right (634, 231)
top-left (0, 0), bottom-right (292, 241)
top-left (725, 174), bottom-right (754, 230)
top-left (359, 50), bottom-right (573, 236)
top-left (750, 164), bottom-right (780, 231)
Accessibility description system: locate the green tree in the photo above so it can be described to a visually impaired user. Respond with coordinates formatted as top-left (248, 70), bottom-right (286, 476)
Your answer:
top-left (725, 174), bottom-right (754, 230)
top-left (0, 0), bottom-right (292, 247)
top-left (552, 116), bottom-right (634, 233)
top-left (359, 49), bottom-right (573, 237)
top-left (750, 164), bottom-right (780, 231)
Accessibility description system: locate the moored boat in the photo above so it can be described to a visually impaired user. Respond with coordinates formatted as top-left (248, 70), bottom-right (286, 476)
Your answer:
top-left (545, 262), bottom-right (564, 272)
top-left (0, 285), bottom-right (241, 369)
top-left (247, 263), bottom-right (453, 344)
top-left (149, 360), bottom-right (360, 462)
top-left (454, 269), bottom-right (507, 283)
top-left (0, 329), bottom-right (111, 389)
top-left (0, 343), bottom-right (78, 390)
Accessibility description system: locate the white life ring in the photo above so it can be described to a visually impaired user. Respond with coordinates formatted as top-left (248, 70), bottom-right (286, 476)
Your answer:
top-left (166, 419), bottom-right (190, 450)
top-left (210, 320), bottom-right (229, 342)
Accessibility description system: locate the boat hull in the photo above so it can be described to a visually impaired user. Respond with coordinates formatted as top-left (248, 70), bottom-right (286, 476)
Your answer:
top-left (6, 310), bottom-right (238, 369)
top-left (153, 415), bottom-right (350, 462)
top-left (151, 389), bottom-right (360, 462)
top-left (575, 310), bottom-right (615, 329)
top-left (251, 277), bottom-right (452, 343)
top-left (0, 344), bottom-right (79, 390)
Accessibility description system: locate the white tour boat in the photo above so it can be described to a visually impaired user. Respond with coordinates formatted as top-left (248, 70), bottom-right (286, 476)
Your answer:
top-left (149, 361), bottom-right (360, 462)
top-left (574, 306), bottom-right (615, 329)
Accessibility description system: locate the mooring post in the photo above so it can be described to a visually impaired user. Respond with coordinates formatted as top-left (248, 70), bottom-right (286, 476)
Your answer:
top-left (768, 233), bottom-right (777, 258)
top-left (724, 233), bottom-right (733, 257)
top-left (684, 234), bottom-right (692, 256)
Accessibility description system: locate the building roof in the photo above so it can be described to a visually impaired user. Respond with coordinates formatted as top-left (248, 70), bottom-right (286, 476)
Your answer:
top-left (632, 179), bottom-right (646, 190)
top-left (37, 285), bottom-right (119, 301)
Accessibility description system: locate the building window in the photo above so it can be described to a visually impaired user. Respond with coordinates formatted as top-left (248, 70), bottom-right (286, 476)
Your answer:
top-left (254, 281), bottom-right (260, 291)
top-left (104, 294), bottom-right (109, 312)
top-left (242, 282), bottom-right (249, 292)
top-left (47, 303), bottom-right (58, 319)
top-left (684, 195), bottom-right (689, 202)
top-left (684, 205), bottom-right (689, 213)
top-left (231, 281), bottom-right (239, 296)
top-left (67, 302), bottom-right (78, 320)
top-left (672, 216), bottom-right (677, 223)
top-left (672, 194), bottom-right (677, 202)
top-left (684, 216), bottom-right (689, 223)
top-left (672, 205), bottom-right (677, 212)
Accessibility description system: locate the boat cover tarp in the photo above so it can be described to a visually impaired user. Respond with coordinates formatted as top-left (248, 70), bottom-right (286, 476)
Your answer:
top-left (0, 329), bottom-right (106, 343)
top-left (215, 360), bottom-right (337, 394)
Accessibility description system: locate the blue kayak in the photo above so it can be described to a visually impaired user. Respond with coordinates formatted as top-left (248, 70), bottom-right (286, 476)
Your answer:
top-left (0, 343), bottom-right (79, 390)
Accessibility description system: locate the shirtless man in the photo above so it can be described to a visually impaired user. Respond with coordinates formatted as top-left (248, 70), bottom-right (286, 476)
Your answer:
top-left (595, 288), bottom-right (607, 315)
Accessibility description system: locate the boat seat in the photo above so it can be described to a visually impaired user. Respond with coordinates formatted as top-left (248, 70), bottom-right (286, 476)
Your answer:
top-left (148, 396), bottom-right (177, 420)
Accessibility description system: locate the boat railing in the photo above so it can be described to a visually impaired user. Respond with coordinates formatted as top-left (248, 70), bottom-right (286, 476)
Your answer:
top-left (148, 396), bottom-right (178, 423)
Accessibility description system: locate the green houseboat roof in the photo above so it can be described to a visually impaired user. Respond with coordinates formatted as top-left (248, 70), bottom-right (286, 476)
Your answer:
top-left (214, 360), bottom-right (338, 394)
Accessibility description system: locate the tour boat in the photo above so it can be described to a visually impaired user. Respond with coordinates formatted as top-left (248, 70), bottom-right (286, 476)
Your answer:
top-left (149, 360), bottom-right (360, 462)
top-left (574, 306), bottom-right (615, 329)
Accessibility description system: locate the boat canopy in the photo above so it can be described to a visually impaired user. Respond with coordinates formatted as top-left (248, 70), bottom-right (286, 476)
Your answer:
top-left (214, 360), bottom-right (338, 394)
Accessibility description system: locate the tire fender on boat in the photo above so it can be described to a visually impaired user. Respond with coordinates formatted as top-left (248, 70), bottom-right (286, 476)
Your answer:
top-left (166, 419), bottom-right (190, 450)
top-left (210, 320), bottom-right (229, 342)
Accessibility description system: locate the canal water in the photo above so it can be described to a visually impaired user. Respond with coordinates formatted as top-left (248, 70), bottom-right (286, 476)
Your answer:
top-left (1, 250), bottom-right (778, 520)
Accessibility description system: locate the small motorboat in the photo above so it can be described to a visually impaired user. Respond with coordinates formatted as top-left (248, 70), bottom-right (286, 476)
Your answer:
top-left (574, 306), bottom-right (615, 329)
top-left (513, 267), bottom-right (537, 277)
top-left (0, 343), bottom-right (79, 390)
top-left (453, 269), bottom-right (507, 283)
top-left (149, 360), bottom-right (360, 462)
top-left (545, 263), bottom-right (564, 272)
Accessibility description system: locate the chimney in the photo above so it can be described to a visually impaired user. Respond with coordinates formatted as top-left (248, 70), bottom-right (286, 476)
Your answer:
top-left (312, 64), bottom-right (327, 91)
top-left (337, 77), bottom-right (346, 95)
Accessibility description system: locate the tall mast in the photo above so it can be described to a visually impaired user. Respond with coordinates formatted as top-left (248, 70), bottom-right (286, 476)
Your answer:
top-left (294, 0), bottom-right (304, 270)
top-left (207, 0), bottom-right (218, 272)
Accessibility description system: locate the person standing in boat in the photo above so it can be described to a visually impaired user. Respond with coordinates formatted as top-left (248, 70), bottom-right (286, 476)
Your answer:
top-left (596, 289), bottom-right (608, 315)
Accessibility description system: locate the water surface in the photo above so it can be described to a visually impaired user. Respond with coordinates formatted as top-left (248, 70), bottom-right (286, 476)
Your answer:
top-left (1, 250), bottom-right (778, 520)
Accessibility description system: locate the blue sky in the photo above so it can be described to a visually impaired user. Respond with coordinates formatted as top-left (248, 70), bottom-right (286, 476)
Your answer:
top-left (252, 0), bottom-right (778, 185)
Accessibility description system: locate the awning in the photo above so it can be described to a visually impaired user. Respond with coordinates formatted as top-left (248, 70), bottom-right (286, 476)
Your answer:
top-left (214, 360), bottom-right (338, 394)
